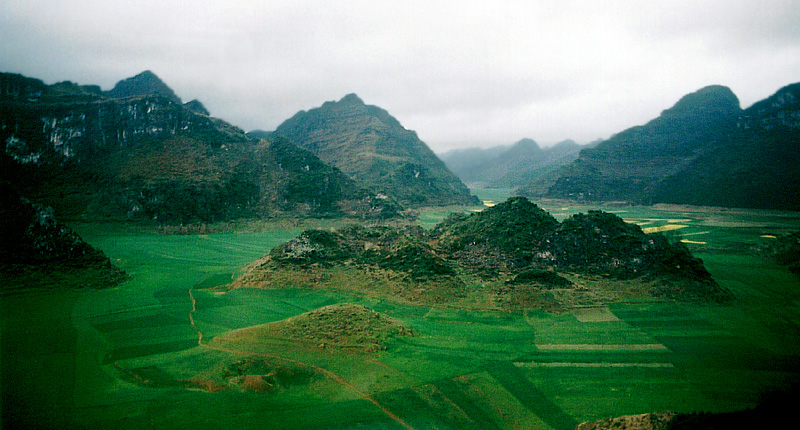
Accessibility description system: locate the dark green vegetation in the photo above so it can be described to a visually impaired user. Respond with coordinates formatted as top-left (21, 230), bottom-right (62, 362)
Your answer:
top-left (543, 83), bottom-right (800, 210)
top-left (440, 138), bottom-right (587, 192)
top-left (764, 230), bottom-right (800, 274)
top-left (0, 72), bottom-right (401, 223)
top-left (273, 93), bottom-right (480, 207)
top-left (256, 136), bottom-right (402, 219)
top-left (235, 197), bottom-right (731, 313)
top-left (1, 198), bottom-right (799, 429)
top-left (577, 385), bottom-right (800, 430)
top-left (0, 183), bottom-right (126, 290)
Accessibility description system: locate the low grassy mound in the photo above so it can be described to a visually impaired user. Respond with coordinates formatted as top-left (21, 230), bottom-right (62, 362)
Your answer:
top-left (216, 304), bottom-right (414, 353)
top-left (220, 359), bottom-right (316, 393)
top-left (116, 359), bottom-right (318, 394)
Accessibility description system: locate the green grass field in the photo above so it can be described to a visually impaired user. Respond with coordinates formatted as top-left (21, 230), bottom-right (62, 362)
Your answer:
top-left (2, 196), bottom-right (800, 429)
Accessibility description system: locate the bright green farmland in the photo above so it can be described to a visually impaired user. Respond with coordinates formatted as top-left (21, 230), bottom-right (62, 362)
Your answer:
top-left (2, 203), bottom-right (800, 430)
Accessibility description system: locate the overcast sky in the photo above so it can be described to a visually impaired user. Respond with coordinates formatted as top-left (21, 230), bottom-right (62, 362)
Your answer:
top-left (2, 1), bottom-right (799, 152)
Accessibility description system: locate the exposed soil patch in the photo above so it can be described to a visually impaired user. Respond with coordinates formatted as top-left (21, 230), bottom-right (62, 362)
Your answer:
top-left (576, 412), bottom-right (677, 430)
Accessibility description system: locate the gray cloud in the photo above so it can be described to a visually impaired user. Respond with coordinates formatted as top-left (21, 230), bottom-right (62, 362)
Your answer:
top-left (2, 0), bottom-right (799, 152)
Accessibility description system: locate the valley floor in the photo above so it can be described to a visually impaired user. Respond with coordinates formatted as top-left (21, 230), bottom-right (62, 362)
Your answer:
top-left (2, 198), bottom-right (800, 429)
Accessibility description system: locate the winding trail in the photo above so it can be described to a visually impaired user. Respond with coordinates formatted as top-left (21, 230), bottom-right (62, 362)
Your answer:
top-left (188, 289), bottom-right (416, 430)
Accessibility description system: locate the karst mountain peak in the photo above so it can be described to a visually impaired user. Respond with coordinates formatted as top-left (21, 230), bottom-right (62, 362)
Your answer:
top-left (274, 93), bottom-right (479, 207)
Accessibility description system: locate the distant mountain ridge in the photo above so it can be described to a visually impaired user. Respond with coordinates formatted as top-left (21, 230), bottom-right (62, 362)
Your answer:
top-left (1, 72), bottom-right (401, 222)
top-left (440, 138), bottom-right (587, 192)
top-left (543, 83), bottom-right (800, 210)
top-left (273, 94), bottom-right (479, 207)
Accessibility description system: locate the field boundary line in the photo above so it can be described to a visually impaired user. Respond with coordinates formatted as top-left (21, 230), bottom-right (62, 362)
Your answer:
top-left (514, 362), bottom-right (674, 368)
top-left (535, 343), bottom-right (668, 351)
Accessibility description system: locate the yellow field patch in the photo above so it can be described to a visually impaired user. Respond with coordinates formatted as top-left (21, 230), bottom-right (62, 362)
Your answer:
top-left (680, 239), bottom-right (707, 245)
top-left (642, 224), bottom-right (688, 234)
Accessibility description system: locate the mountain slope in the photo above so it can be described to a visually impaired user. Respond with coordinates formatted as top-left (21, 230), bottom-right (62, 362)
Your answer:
top-left (545, 84), bottom-right (800, 210)
top-left (273, 94), bottom-right (479, 207)
top-left (1, 72), bottom-right (401, 222)
top-left (440, 138), bottom-right (584, 191)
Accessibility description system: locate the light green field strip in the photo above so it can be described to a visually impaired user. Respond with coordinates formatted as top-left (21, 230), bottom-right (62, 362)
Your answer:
top-left (682, 231), bottom-right (711, 236)
top-left (514, 362), bottom-right (674, 368)
top-left (534, 343), bottom-right (669, 351)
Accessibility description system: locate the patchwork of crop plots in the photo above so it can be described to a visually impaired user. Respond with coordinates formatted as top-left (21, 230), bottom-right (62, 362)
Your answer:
top-left (2, 204), bottom-right (800, 429)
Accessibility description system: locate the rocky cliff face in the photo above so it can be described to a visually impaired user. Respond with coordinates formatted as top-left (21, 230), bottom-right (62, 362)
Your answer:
top-left (1, 72), bottom-right (401, 222)
top-left (546, 83), bottom-right (800, 210)
top-left (274, 94), bottom-right (479, 207)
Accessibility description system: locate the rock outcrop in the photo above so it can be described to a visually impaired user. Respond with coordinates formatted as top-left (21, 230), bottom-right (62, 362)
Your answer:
top-left (106, 70), bottom-right (182, 104)
top-left (575, 412), bottom-right (677, 430)
top-left (0, 184), bottom-right (127, 290)
top-left (234, 197), bottom-right (731, 310)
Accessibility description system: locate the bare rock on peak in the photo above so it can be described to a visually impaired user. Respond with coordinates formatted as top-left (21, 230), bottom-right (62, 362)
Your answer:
top-left (107, 70), bottom-right (182, 104)
top-left (184, 99), bottom-right (210, 115)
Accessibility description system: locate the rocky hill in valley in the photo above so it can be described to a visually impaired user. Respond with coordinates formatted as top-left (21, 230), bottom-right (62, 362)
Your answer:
top-left (440, 138), bottom-right (586, 192)
top-left (231, 197), bottom-right (730, 310)
top-left (543, 83), bottom-right (800, 210)
top-left (0, 183), bottom-right (127, 290)
top-left (1, 72), bottom-right (401, 223)
top-left (273, 94), bottom-right (480, 207)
